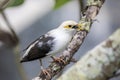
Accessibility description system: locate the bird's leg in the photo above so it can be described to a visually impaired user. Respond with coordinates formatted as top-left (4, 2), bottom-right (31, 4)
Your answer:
top-left (50, 56), bottom-right (66, 64)
top-left (39, 59), bottom-right (51, 78)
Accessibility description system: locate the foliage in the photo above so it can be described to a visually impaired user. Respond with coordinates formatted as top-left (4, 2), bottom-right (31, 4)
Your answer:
top-left (2, 0), bottom-right (71, 9)
top-left (7, 0), bottom-right (24, 8)
top-left (54, 0), bottom-right (71, 9)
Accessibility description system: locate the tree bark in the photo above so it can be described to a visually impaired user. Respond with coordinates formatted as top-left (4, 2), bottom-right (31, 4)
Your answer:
top-left (33, 0), bottom-right (105, 80)
top-left (58, 29), bottom-right (120, 80)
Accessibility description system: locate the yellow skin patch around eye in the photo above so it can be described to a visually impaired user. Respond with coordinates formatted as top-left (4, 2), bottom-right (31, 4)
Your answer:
top-left (64, 24), bottom-right (86, 31)
top-left (64, 25), bottom-right (72, 29)
top-left (64, 23), bottom-right (90, 32)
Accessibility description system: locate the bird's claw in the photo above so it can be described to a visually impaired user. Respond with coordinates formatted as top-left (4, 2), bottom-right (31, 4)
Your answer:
top-left (41, 69), bottom-right (51, 78)
top-left (51, 56), bottom-right (66, 64)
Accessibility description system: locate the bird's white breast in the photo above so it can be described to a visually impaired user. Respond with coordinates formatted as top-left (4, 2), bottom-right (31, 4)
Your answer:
top-left (47, 29), bottom-right (73, 56)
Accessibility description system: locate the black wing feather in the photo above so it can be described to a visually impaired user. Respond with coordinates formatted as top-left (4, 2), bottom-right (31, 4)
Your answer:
top-left (20, 35), bottom-right (54, 62)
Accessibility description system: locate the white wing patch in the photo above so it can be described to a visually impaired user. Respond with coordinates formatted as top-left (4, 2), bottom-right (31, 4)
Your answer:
top-left (38, 42), bottom-right (43, 47)
top-left (47, 40), bottom-right (53, 45)
top-left (22, 40), bottom-right (39, 58)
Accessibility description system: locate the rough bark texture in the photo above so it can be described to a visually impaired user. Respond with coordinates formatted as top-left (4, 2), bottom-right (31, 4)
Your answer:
top-left (57, 29), bottom-right (120, 80)
top-left (33, 0), bottom-right (105, 80)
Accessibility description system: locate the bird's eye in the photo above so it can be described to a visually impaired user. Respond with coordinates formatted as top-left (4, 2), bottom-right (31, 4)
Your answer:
top-left (68, 25), bottom-right (72, 28)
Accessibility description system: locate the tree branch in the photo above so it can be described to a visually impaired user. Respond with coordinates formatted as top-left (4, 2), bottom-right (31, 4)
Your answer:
top-left (0, 10), bottom-right (19, 47)
top-left (57, 29), bottom-right (120, 80)
top-left (33, 0), bottom-right (105, 80)
top-left (0, 0), bottom-right (10, 9)
top-left (0, 4), bottom-right (27, 80)
top-left (78, 0), bottom-right (84, 19)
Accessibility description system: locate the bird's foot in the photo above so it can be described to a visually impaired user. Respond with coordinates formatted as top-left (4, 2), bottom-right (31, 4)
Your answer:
top-left (51, 56), bottom-right (66, 64)
top-left (41, 68), bottom-right (51, 78)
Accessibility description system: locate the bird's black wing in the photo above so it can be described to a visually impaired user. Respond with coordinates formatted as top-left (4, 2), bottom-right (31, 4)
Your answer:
top-left (20, 35), bottom-right (55, 62)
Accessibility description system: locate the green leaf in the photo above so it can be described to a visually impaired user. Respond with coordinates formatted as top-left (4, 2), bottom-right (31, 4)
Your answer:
top-left (6, 0), bottom-right (24, 8)
top-left (54, 0), bottom-right (71, 9)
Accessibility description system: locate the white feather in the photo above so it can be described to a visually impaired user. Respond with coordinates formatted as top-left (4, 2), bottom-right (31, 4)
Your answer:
top-left (22, 40), bottom-right (39, 58)
top-left (22, 20), bottom-right (77, 59)
top-left (47, 20), bottom-right (77, 56)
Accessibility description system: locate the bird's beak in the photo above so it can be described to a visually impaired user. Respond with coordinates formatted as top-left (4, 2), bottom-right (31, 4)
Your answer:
top-left (72, 25), bottom-right (79, 29)
top-left (75, 24), bottom-right (85, 31)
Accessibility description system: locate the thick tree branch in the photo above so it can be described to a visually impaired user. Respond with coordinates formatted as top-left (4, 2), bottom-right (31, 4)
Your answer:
top-left (57, 29), bottom-right (120, 80)
top-left (33, 0), bottom-right (105, 80)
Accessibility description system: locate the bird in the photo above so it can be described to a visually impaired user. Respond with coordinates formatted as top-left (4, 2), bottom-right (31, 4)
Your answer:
top-left (20, 20), bottom-right (79, 76)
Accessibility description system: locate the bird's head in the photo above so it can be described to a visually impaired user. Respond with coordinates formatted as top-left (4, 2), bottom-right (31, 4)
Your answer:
top-left (58, 20), bottom-right (79, 34)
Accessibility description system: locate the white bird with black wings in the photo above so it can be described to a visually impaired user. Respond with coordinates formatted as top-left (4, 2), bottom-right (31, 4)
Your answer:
top-left (20, 20), bottom-right (79, 75)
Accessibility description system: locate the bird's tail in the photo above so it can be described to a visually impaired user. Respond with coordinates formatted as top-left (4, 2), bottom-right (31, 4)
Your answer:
top-left (20, 57), bottom-right (29, 63)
